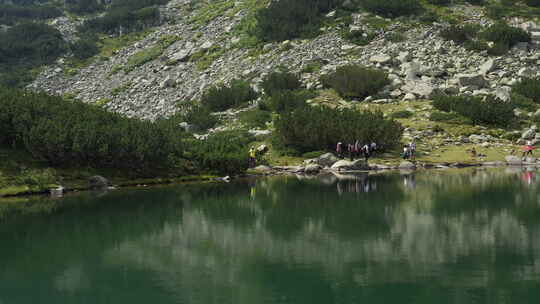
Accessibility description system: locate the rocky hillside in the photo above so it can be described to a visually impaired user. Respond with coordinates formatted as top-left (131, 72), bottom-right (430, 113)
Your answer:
top-left (28, 0), bottom-right (540, 120)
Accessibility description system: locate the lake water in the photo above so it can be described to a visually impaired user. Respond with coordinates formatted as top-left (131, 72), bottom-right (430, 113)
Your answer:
top-left (2, 168), bottom-right (540, 303)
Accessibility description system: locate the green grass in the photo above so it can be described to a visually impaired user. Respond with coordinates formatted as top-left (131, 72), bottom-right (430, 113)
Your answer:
top-left (190, 0), bottom-right (235, 26)
top-left (189, 45), bottom-right (226, 70)
top-left (124, 35), bottom-right (180, 73)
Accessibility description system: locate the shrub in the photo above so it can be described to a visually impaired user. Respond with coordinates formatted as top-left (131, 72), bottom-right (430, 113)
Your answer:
top-left (238, 109), bottom-right (272, 129)
top-left (181, 105), bottom-right (218, 131)
top-left (275, 106), bottom-right (403, 153)
top-left (390, 110), bottom-right (413, 119)
top-left (361, 0), bottom-right (422, 17)
top-left (79, 0), bottom-right (168, 35)
top-left (0, 22), bottom-right (67, 87)
top-left (524, 0), bottom-right (540, 7)
top-left (432, 94), bottom-right (516, 127)
top-left (429, 111), bottom-right (472, 124)
top-left (321, 65), bottom-right (389, 99)
top-left (0, 87), bottom-right (186, 174)
top-left (66, 0), bottom-right (104, 15)
top-left (200, 79), bottom-right (258, 112)
top-left (481, 22), bottom-right (531, 47)
top-left (426, 0), bottom-right (451, 5)
top-left (440, 24), bottom-right (481, 45)
top-left (253, 0), bottom-right (340, 42)
top-left (70, 36), bottom-right (100, 60)
top-left (265, 89), bottom-right (315, 113)
top-left (513, 77), bottom-right (540, 103)
top-left (262, 71), bottom-right (302, 96)
top-left (0, 4), bottom-right (62, 25)
top-left (189, 130), bottom-right (254, 175)
top-left (341, 29), bottom-right (376, 46)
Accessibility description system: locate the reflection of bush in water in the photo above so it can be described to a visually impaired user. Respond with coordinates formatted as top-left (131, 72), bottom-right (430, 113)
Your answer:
top-left (426, 170), bottom-right (540, 224)
top-left (218, 174), bottom-right (407, 240)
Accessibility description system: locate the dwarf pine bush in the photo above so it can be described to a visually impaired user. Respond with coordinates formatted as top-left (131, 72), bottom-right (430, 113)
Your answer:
top-left (321, 65), bottom-right (389, 99)
top-left (275, 106), bottom-right (403, 153)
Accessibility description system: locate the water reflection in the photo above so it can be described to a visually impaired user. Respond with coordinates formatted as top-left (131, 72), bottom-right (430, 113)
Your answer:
top-left (2, 168), bottom-right (540, 303)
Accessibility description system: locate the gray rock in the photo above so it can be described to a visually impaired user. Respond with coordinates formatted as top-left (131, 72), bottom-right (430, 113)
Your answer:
top-left (89, 175), bottom-right (109, 189)
top-left (370, 54), bottom-right (392, 65)
top-left (495, 86), bottom-right (511, 102)
top-left (398, 51), bottom-right (411, 63)
top-left (518, 67), bottom-right (535, 78)
top-left (398, 161), bottom-right (416, 170)
top-left (479, 59), bottom-right (496, 75)
top-left (316, 153), bottom-right (340, 167)
top-left (455, 73), bottom-right (488, 88)
top-left (401, 80), bottom-right (434, 98)
top-left (331, 159), bottom-right (369, 171)
top-left (505, 155), bottom-right (522, 166)
top-left (522, 128), bottom-right (536, 139)
top-left (305, 164), bottom-right (322, 175)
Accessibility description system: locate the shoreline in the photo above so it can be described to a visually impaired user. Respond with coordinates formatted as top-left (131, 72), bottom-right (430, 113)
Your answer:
top-left (2, 157), bottom-right (538, 200)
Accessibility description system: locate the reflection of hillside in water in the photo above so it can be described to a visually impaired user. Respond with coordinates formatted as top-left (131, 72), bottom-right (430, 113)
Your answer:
top-left (3, 169), bottom-right (540, 302)
top-left (107, 169), bottom-right (540, 293)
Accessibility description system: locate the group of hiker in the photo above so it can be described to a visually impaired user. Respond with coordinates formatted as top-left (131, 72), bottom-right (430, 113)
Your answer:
top-left (401, 140), bottom-right (417, 160)
top-left (336, 141), bottom-right (378, 162)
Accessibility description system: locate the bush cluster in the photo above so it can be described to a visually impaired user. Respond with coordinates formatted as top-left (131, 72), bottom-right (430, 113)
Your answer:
top-left (264, 89), bottom-right (315, 113)
top-left (0, 22), bottom-right (66, 87)
top-left (525, 0), bottom-right (540, 7)
top-left (440, 22), bottom-right (530, 55)
top-left (253, 0), bottom-right (340, 42)
top-left (261, 71), bottom-right (302, 96)
top-left (65, 0), bottom-right (104, 15)
top-left (275, 106), bottom-right (403, 153)
top-left (321, 65), bottom-right (389, 99)
top-left (79, 0), bottom-right (168, 35)
top-left (188, 130), bottom-right (254, 175)
top-left (201, 79), bottom-right (258, 112)
top-left (432, 94), bottom-right (516, 127)
top-left (0, 4), bottom-right (62, 25)
top-left (70, 34), bottom-right (100, 60)
top-left (361, 0), bottom-right (422, 17)
top-left (512, 77), bottom-right (540, 103)
top-left (180, 104), bottom-right (218, 131)
top-left (0, 87), bottom-right (186, 173)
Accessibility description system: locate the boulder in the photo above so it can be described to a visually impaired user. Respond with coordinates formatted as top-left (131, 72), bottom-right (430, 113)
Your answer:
top-left (305, 164), bottom-right (322, 175)
top-left (316, 153), bottom-right (340, 167)
top-left (331, 159), bottom-right (369, 171)
top-left (505, 155), bottom-right (522, 166)
top-left (522, 128), bottom-right (536, 139)
top-left (479, 59), bottom-right (497, 75)
top-left (398, 161), bottom-right (416, 170)
top-left (518, 67), bottom-right (535, 78)
top-left (89, 175), bottom-right (109, 189)
top-left (160, 76), bottom-right (175, 88)
top-left (494, 86), bottom-right (511, 102)
top-left (370, 54), bottom-right (392, 65)
top-left (455, 73), bottom-right (488, 88)
top-left (254, 165), bottom-right (273, 173)
top-left (525, 157), bottom-right (537, 164)
top-left (169, 49), bottom-right (192, 63)
top-left (401, 80), bottom-right (434, 98)
top-left (398, 51), bottom-right (412, 63)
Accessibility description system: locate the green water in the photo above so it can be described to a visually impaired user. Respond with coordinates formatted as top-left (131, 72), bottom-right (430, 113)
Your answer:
top-left (2, 168), bottom-right (540, 303)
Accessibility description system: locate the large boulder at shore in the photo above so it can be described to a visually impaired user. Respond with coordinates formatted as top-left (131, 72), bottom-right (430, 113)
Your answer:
top-left (331, 159), bottom-right (369, 171)
top-left (305, 164), bottom-right (322, 175)
top-left (88, 175), bottom-right (109, 189)
top-left (505, 155), bottom-right (522, 166)
top-left (316, 153), bottom-right (340, 167)
top-left (398, 161), bottom-right (416, 170)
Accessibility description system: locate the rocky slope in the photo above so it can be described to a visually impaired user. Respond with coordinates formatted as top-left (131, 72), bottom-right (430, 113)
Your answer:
top-left (29, 1), bottom-right (540, 123)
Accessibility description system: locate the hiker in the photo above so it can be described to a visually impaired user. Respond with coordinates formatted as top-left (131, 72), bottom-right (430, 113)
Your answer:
top-left (402, 145), bottom-right (410, 159)
top-left (409, 140), bottom-right (417, 160)
top-left (470, 147), bottom-right (477, 158)
top-left (354, 140), bottom-right (362, 160)
top-left (336, 142), bottom-right (343, 159)
top-left (522, 140), bottom-right (535, 159)
top-left (348, 143), bottom-right (354, 161)
top-left (362, 143), bottom-right (371, 162)
top-left (370, 142), bottom-right (377, 156)
top-left (248, 147), bottom-right (257, 168)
